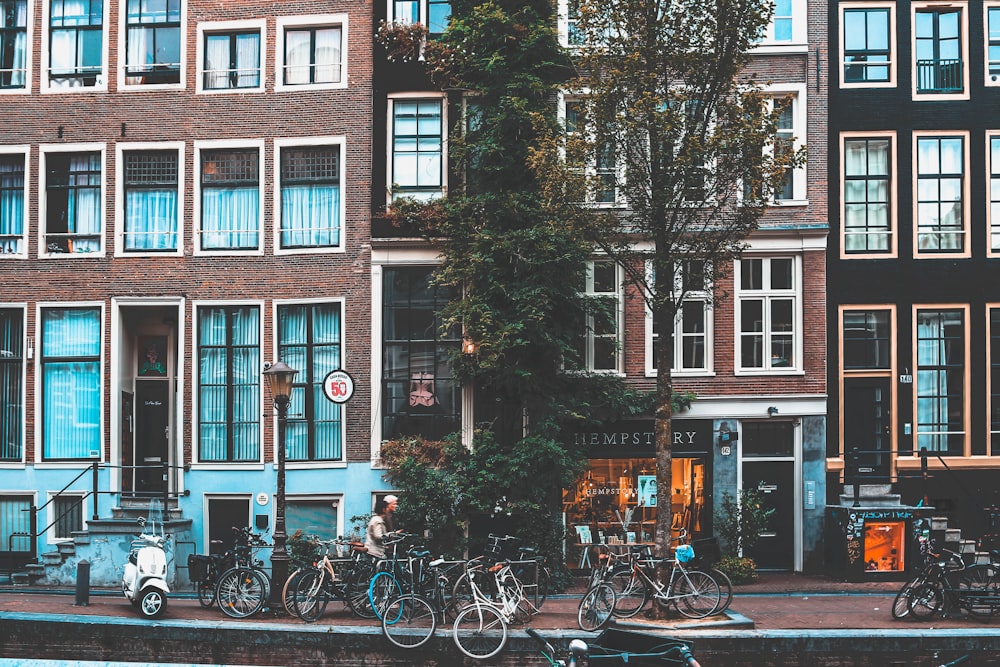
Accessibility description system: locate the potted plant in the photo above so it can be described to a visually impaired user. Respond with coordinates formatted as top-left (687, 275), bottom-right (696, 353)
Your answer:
top-left (376, 20), bottom-right (429, 63)
top-left (713, 486), bottom-right (774, 584)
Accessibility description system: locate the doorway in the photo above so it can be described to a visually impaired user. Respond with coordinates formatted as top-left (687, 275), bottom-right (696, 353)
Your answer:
top-left (742, 461), bottom-right (795, 570)
top-left (134, 379), bottom-right (170, 495)
top-left (208, 497), bottom-right (252, 554)
top-left (843, 377), bottom-right (892, 480)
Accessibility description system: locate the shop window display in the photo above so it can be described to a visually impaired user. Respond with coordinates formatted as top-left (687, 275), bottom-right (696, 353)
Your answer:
top-left (863, 521), bottom-right (904, 572)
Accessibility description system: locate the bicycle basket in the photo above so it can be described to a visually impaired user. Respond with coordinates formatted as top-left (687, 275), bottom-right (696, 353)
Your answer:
top-left (675, 544), bottom-right (695, 563)
top-left (187, 554), bottom-right (214, 582)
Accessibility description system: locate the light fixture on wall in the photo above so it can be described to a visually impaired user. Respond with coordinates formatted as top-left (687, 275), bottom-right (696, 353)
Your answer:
top-left (767, 406), bottom-right (779, 417)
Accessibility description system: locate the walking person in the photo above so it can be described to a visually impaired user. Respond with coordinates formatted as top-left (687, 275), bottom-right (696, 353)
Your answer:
top-left (365, 494), bottom-right (399, 558)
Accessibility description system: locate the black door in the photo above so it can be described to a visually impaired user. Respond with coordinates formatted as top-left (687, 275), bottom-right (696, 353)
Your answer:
top-left (135, 379), bottom-right (170, 495)
top-left (843, 377), bottom-right (892, 480)
top-left (208, 498), bottom-right (251, 554)
top-left (742, 461), bottom-right (795, 570)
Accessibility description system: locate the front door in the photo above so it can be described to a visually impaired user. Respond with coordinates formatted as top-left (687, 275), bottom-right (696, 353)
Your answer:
top-left (135, 379), bottom-right (170, 495)
top-left (742, 461), bottom-right (795, 570)
top-left (843, 377), bottom-right (892, 481)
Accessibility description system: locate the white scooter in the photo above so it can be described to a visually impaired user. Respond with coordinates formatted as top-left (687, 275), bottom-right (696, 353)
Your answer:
top-left (122, 500), bottom-right (170, 618)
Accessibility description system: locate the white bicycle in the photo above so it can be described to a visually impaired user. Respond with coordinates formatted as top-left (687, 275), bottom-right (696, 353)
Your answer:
top-left (452, 560), bottom-right (539, 660)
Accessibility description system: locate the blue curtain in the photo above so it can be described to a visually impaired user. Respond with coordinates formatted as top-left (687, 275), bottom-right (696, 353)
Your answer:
top-left (126, 189), bottom-right (178, 250)
top-left (42, 309), bottom-right (100, 459)
top-left (202, 186), bottom-right (258, 249)
top-left (68, 154), bottom-right (101, 253)
top-left (280, 184), bottom-right (340, 247)
top-left (0, 158), bottom-right (23, 254)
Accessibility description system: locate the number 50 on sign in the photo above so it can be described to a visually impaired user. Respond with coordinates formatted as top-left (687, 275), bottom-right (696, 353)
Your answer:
top-left (323, 369), bottom-right (355, 404)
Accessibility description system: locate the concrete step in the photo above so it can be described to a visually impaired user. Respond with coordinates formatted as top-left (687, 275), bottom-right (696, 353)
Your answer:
top-left (944, 528), bottom-right (961, 543)
top-left (40, 552), bottom-right (62, 566)
top-left (56, 542), bottom-right (76, 556)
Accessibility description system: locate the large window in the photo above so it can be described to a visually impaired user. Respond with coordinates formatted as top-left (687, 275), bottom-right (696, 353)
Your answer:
top-left (123, 150), bottom-right (178, 252)
top-left (988, 5), bottom-right (1000, 84)
top-left (202, 28), bottom-right (261, 91)
top-left (49, 0), bottom-right (103, 88)
top-left (200, 147), bottom-right (259, 251)
top-left (124, 0), bottom-right (181, 85)
top-left (843, 135), bottom-right (893, 255)
top-left (737, 257), bottom-right (798, 371)
top-left (44, 150), bottom-right (102, 254)
top-left (381, 267), bottom-right (460, 441)
top-left (915, 308), bottom-right (965, 455)
top-left (0, 0), bottom-right (27, 89)
top-left (0, 308), bottom-right (22, 461)
top-left (391, 98), bottom-right (444, 201)
top-left (197, 305), bottom-right (260, 462)
top-left (280, 20), bottom-right (343, 87)
top-left (841, 5), bottom-right (893, 85)
top-left (41, 307), bottom-right (101, 460)
top-left (914, 4), bottom-right (966, 96)
top-left (647, 261), bottom-right (711, 375)
top-left (915, 134), bottom-right (966, 255)
top-left (756, 0), bottom-right (806, 47)
top-left (278, 302), bottom-right (343, 462)
top-left (0, 153), bottom-right (24, 255)
top-left (564, 97), bottom-right (618, 205)
top-left (989, 135), bottom-right (1000, 254)
top-left (843, 310), bottom-right (891, 369)
top-left (392, 0), bottom-right (451, 35)
top-left (572, 259), bottom-right (622, 373)
top-left (279, 144), bottom-right (341, 250)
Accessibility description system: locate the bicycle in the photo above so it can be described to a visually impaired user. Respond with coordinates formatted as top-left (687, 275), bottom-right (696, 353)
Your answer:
top-left (481, 534), bottom-right (552, 609)
top-left (452, 559), bottom-right (539, 660)
top-left (288, 537), bottom-right (375, 622)
top-left (187, 551), bottom-right (232, 608)
top-left (527, 628), bottom-right (702, 666)
top-left (366, 533), bottom-right (440, 620)
top-left (215, 526), bottom-right (273, 619)
top-left (609, 541), bottom-right (722, 619)
top-left (905, 549), bottom-right (1000, 620)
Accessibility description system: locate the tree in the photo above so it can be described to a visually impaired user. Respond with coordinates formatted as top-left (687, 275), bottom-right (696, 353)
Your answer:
top-left (546, 0), bottom-right (805, 561)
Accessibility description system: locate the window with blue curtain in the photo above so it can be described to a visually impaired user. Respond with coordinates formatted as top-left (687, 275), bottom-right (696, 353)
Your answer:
top-left (124, 0), bottom-right (180, 84)
top-left (124, 150), bottom-right (178, 252)
top-left (278, 303), bottom-right (342, 461)
top-left (198, 305), bottom-right (260, 462)
top-left (49, 0), bottom-right (104, 87)
top-left (279, 146), bottom-right (341, 249)
top-left (201, 148), bottom-right (259, 250)
top-left (42, 307), bottom-right (101, 460)
top-left (45, 151), bottom-right (102, 254)
top-left (0, 308), bottom-right (22, 461)
top-left (0, 0), bottom-right (28, 89)
top-left (0, 154), bottom-right (24, 254)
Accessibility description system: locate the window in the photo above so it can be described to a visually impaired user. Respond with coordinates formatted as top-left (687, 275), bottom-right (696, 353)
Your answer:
top-left (571, 259), bottom-right (622, 373)
top-left (51, 494), bottom-right (83, 540)
top-left (843, 134), bottom-right (894, 255)
top-left (915, 134), bottom-right (966, 256)
top-left (915, 308), bottom-right (966, 455)
top-left (381, 267), bottom-right (460, 441)
top-left (841, 5), bottom-right (893, 85)
top-left (0, 153), bottom-right (25, 255)
top-left (202, 28), bottom-right (261, 91)
top-left (0, 308), bottom-right (22, 462)
top-left (989, 307), bottom-right (1000, 455)
top-left (843, 310), bottom-right (891, 369)
top-left (0, 496), bottom-right (31, 553)
top-left (278, 302), bottom-right (343, 462)
top-left (647, 261), bottom-right (711, 375)
top-left (913, 4), bottom-right (967, 96)
top-left (765, 91), bottom-right (805, 203)
top-left (737, 257), bottom-right (799, 371)
top-left (564, 97), bottom-right (618, 205)
top-left (392, 0), bottom-right (451, 35)
top-left (44, 150), bottom-right (102, 254)
top-left (989, 135), bottom-right (1000, 254)
top-left (124, 0), bottom-right (181, 85)
top-left (279, 17), bottom-right (344, 88)
top-left (123, 150), bottom-right (178, 252)
top-left (197, 305), bottom-right (260, 463)
top-left (49, 0), bottom-right (103, 88)
top-left (199, 147), bottom-right (260, 251)
top-left (0, 0), bottom-right (27, 89)
top-left (41, 307), bottom-right (101, 460)
top-left (756, 0), bottom-right (806, 48)
top-left (988, 5), bottom-right (1000, 84)
top-left (279, 144), bottom-right (342, 250)
top-left (391, 98), bottom-right (444, 201)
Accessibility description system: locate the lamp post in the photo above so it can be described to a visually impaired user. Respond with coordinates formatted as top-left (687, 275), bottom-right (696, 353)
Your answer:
top-left (263, 360), bottom-right (298, 610)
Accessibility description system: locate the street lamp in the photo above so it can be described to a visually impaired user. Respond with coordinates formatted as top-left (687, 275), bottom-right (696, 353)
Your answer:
top-left (263, 360), bottom-right (298, 610)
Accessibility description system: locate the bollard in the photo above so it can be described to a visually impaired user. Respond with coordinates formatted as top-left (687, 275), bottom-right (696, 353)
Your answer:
top-left (75, 559), bottom-right (90, 607)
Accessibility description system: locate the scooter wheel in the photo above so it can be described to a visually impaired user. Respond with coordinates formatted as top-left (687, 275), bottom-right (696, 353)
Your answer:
top-left (139, 587), bottom-right (168, 618)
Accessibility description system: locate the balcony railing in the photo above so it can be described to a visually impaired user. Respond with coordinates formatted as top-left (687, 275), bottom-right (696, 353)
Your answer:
top-left (916, 58), bottom-right (963, 93)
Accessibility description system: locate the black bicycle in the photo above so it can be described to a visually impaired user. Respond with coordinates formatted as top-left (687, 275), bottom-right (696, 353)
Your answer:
top-left (527, 628), bottom-right (701, 666)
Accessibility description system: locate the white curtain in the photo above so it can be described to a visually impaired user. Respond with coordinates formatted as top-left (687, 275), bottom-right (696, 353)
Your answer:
top-left (204, 34), bottom-right (230, 88)
top-left (2, 1), bottom-right (27, 86)
top-left (69, 154), bottom-right (101, 252)
top-left (202, 186), bottom-right (258, 249)
top-left (280, 184), bottom-right (340, 247)
top-left (285, 28), bottom-right (340, 84)
top-left (236, 33), bottom-right (260, 87)
top-left (126, 189), bottom-right (178, 250)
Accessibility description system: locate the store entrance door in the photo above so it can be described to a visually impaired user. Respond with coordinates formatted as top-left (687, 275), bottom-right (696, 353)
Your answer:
top-left (742, 461), bottom-right (795, 570)
top-left (843, 378), bottom-right (891, 480)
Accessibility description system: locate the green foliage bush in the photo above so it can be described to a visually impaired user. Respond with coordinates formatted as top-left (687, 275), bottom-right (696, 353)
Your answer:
top-left (716, 555), bottom-right (758, 584)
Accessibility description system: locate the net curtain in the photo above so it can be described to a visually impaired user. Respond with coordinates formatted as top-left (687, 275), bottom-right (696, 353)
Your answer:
top-left (1, 1), bottom-right (27, 86)
top-left (42, 309), bottom-right (101, 459)
top-left (0, 158), bottom-right (23, 253)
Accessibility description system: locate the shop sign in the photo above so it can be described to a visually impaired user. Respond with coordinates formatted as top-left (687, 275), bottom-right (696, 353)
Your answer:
top-left (568, 419), bottom-right (712, 455)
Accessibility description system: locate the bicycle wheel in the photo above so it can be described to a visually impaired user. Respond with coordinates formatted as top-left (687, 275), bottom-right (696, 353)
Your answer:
top-left (369, 571), bottom-right (402, 621)
top-left (608, 568), bottom-right (647, 618)
top-left (282, 568), bottom-right (307, 618)
top-left (381, 594), bottom-right (438, 649)
top-left (892, 577), bottom-right (923, 620)
top-left (346, 567), bottom-right (377, 618)
top-left (958, 564), bottom-right (1000, 618)
top-left (909, 582), bottom-right (945, 619)
top-left (534, 566), bottom-right (551, 608)
top-left (578, 582), bottom-right (616, 632)
top-left (453, 604), bottom-right (508, 660)
top-left (293, 569), bottom-right (330, 622)
top-left (216, 566), bottom-right (268, 618)
top-left (451, 571), bottom-right (482, 613)
top-left (197, 579), bottom-right (216, 608)
top-left (670, 569), bottom-right (722, 619)
top-left (709, 566), bottom-right (734, 614)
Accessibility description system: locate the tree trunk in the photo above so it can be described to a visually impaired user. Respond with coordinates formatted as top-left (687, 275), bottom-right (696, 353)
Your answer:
top-left (651, 299), bottom-right (676, 619)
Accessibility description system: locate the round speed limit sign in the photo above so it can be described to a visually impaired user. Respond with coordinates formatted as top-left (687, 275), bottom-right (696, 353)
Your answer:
top-left (322, 369), bottom-right (355, 404)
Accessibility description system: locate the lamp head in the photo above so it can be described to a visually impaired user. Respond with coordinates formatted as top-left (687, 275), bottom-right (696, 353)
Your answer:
top-left (264, 361), bottom-right (298, 401)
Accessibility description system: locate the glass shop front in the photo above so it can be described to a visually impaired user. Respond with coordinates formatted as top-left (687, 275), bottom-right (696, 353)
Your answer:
top-left (563, 419), bottom-right (714, 569)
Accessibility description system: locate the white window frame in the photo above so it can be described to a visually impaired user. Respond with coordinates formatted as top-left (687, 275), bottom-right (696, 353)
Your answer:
top-left (195, 19), bottom-right (266, 95)
top-left (754, 0), bottom-right (808, 53)
top-left (118, 0), bottom-right (187, 91)
top-left (275, 14), bottom-right (348, 93)
top-left (580, 258), bottom-right (624, 374)
top-left (194, 139), bottom-right (265, 256)
top-left (734, 255), bottom-right (802, 375)
top-left (273, 136), bottom-right (347, 256)
top-left (0, 146), bottom-right (29, 259)
top-left (913, 130), bottom-right (970, 259)
top-left (986, 2), bottom-right (1000, 85)
top-left (42, 0), bottom-right (109, 93)
top-left (644, 260), bottom-right (714, 377)
top-left (0, 0), bottom-right (33, 95)
top-left (558, 92), bottom-right (623, 208)
top-left (988, 132), bottom-right (1000, 257)
top-left (39, 143), bottom-right (107, 259)
top-left (840, 2), bottom-right (896, 89)
top-left (387, 0), bottom-right (451, 34)
top-left (114, 141), bottom-right (185, 258)
top-left (0, 303), bottom-right (27, 466)
top-left (386, 93), bottom-right (447, 205)
top-left (764, 84), bottom-right (807, 206)
top-left (911, 1), bottom-right (970, 101)
top-left (841, 131), bottom-right (897, 259)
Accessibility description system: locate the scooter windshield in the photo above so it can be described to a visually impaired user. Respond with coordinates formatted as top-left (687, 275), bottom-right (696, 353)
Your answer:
top-left (146, 499), bottom-right (165, 537)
